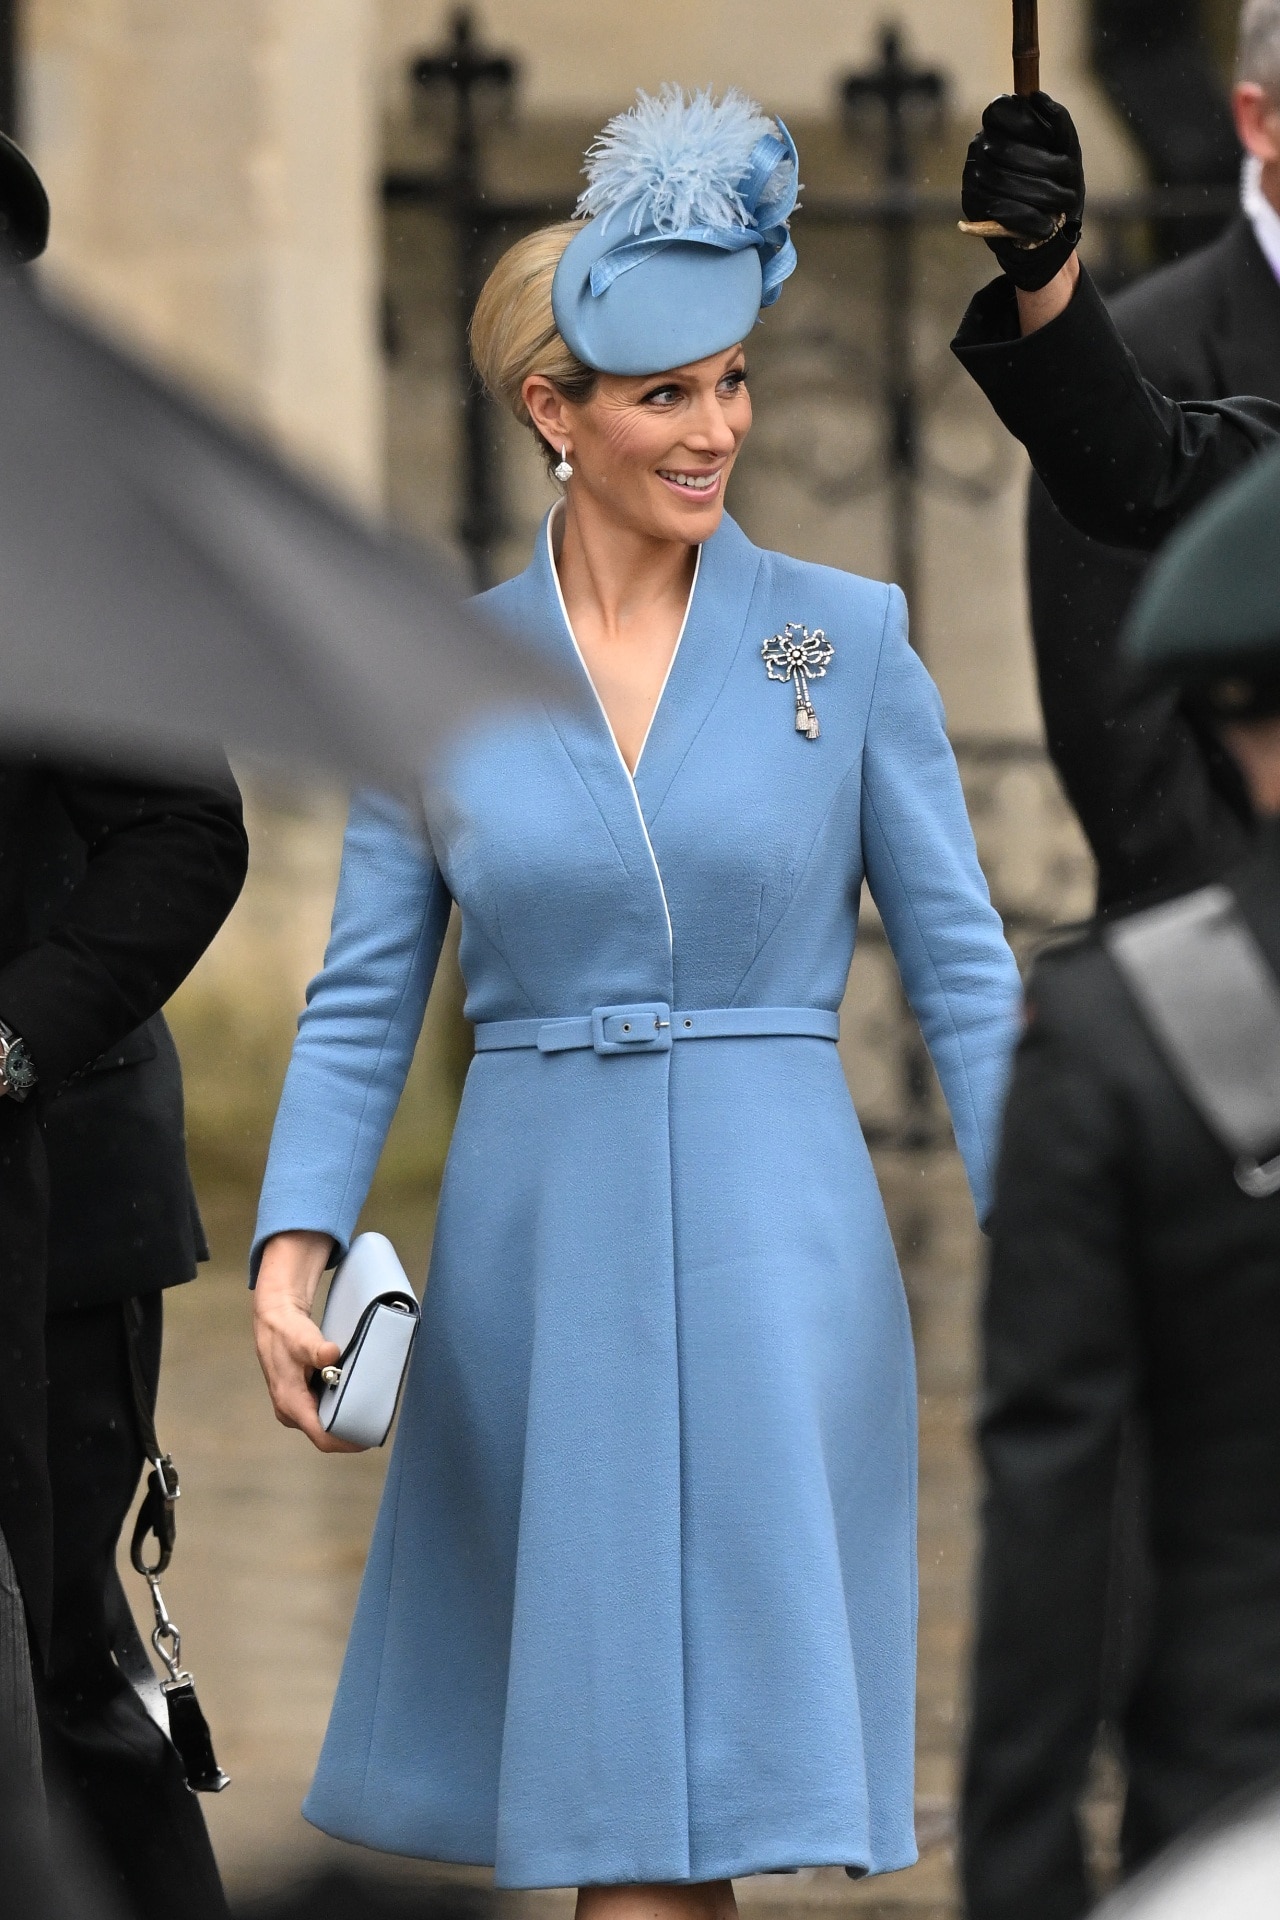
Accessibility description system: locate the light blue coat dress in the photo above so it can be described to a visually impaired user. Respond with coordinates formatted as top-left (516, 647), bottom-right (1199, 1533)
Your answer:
top-left (254, 509), bottom-right (1020, 1889)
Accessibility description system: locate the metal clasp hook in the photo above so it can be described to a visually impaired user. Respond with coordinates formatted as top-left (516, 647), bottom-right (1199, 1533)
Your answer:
top-left (145, 1570), bottom-right (185, 1683)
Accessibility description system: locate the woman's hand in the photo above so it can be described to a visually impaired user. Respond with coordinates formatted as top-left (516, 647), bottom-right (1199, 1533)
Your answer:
top-left (253, 1229), bottom-right (363, 1453)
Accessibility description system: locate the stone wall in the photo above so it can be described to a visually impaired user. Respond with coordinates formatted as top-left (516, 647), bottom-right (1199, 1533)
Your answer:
top-left (23, 0), bottom-right (385, 507)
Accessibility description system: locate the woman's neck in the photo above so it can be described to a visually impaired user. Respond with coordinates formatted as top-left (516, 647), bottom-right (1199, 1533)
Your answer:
top-left (553, 492), bottom-right (697, 640)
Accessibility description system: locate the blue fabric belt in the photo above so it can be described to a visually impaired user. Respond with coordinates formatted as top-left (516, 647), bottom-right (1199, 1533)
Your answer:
top-left (473, 1003), bottom-right (840, 1058)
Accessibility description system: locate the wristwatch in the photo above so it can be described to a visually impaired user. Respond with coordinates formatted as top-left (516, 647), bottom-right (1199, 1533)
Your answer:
top-left (0, 1021), bottom-right (37, 1102)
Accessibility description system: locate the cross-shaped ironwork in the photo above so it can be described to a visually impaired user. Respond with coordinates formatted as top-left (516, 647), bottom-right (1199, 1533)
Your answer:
top-left (840, 27), bottom-right (947, 652)
top-left (842, 25), bottom-right (945, 189)
top-left (841, 26), bottom-right (949, 1160)
top-left (406, 10), bottom-right (518, 589)
top-left (411, 9), bottom-right (516, 188)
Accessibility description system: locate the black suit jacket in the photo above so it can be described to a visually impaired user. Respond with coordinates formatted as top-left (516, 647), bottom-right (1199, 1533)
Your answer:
top-left (963, 823), bottom-right (1280, 1920)
top-left (0, 755), bottom-right (247, 1644)
top-left (1026, 221), bottom-right (1280, 912)
top-left (22, 781), bottom-right (231, 1311)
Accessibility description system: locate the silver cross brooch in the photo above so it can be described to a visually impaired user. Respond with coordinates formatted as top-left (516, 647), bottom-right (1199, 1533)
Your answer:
top-left (761, 623), bottom-right (834, 741)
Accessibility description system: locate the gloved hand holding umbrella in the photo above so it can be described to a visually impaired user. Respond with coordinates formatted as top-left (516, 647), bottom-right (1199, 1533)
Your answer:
top-left (958, 0), bottom-right (1086, 292)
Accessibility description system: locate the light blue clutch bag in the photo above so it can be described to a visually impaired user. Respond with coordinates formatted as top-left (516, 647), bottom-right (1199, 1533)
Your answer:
top-left (316, 1232), bottom-right (420, 1448)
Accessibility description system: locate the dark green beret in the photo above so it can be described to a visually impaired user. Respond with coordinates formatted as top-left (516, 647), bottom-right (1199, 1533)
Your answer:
top-left (1123, 442), bottom-right (1280, 718)
top-left (0, 132), bottom-right (48, 263)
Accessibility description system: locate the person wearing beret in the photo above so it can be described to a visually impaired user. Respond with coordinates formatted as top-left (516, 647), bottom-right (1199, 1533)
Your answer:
top-left (962, 437), bottom-right (1280, 1913)
top-left (251, 87), bottom-right (1020, 1913)
top-left (0, 132), bottom-right (248, 1917)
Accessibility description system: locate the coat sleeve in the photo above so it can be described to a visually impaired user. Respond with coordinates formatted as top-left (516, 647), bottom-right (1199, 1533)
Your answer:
top-left (960, 980), bottom-right (1136, 1920)
top-left (0, 756), bottom-right (248, 1092)
top-left (859, 587), bottom-right (1021, 1220)
top-left (951, 268), bottom-right (1280, 549)
top-left (251, 788), bottom-right (453, 1278)
top-left (1026, 478), bottom-right (1253, 912)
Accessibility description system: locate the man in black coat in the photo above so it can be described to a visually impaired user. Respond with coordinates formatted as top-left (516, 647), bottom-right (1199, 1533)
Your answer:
top-left (950, 68), bottom-right (1280, 1920)
top-left (0, 758), bottom-right (246, 1909)
top-left (0, 756), bottom-right (248, 1633)
top-left (1024, 215), bottom-right (1280, 911)
top-left (26, 770), bottom-right (248, 1920)
top-left (0, 126), bottom-right (249, 1920)
top-left (1008, 74), bottom-right (1280, 1862)
top-left (962, 447), bottom-right (1280, 1917)
top-left (1023, 7), bottom-right (1280, 913)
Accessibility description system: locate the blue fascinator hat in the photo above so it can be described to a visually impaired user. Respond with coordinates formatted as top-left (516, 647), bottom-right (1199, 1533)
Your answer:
top-left (552, 86), bottom-right (800, 377)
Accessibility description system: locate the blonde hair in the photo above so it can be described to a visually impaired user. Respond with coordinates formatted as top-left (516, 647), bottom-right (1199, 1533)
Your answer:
top-left (470, 224), bottom-right (599, 472)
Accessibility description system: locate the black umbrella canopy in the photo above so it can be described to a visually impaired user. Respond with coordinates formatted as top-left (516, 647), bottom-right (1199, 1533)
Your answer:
top-left (0, 269), bottom-right (563, 786)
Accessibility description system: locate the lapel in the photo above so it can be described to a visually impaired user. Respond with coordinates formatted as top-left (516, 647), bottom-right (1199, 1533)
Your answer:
top-left (1217, 219), bottom-right (1280, 403)
top-left (634, 513), bottom-right (763, 823)
top-left (498, 511), bottom-right (665, 890)
top-left (506, 508), bottom-right (763, 845)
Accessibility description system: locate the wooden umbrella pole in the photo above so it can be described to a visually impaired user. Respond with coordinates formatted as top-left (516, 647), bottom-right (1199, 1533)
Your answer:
top-left (1012, 0), bottom-right (1040, 97)
top-left (960, 0), bottom-right (1058, 241)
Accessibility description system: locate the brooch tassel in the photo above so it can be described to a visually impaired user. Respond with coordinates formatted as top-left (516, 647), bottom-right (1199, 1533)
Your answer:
top-left (762, 624), bottom-right (834, 742)
top-left (795, 685), bottom-right (820, 740)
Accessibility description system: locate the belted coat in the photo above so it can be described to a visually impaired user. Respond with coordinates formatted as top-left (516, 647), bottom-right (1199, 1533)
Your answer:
top-left (254, 509), bottom-right (1020, 1888)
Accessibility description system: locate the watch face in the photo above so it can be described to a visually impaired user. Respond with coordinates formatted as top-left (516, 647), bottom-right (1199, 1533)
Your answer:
top-left (4, 1039), bottom-right (35, 1095)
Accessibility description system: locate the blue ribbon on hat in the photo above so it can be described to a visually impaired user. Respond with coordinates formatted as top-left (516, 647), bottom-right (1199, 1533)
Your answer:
top-left (586, 123), bottom-right (799, 308)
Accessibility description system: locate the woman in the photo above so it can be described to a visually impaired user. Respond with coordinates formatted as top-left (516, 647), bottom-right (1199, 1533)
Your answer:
top-left (253, 87), bottom-right (1020, 1916)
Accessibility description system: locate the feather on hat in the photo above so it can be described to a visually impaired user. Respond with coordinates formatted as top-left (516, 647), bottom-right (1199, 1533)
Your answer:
top-left (551, 86), bottom-right (800, 376)
top-left (578, 86), bottom-right (798, 245)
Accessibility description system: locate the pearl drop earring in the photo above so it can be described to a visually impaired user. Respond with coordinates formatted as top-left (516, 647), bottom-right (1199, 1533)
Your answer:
top-left (553, 445), bottom-right (574, 484)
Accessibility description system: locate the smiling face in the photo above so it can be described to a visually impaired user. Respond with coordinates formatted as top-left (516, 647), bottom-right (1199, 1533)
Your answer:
top-left (522, 344), bottom-right (752, 545)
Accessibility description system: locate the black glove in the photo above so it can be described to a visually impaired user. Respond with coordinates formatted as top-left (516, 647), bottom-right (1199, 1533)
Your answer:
top-left (962, 91), bottom-right (1084, 291)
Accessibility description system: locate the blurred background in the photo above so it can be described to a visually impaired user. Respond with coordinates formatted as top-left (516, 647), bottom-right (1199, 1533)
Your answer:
top-left (5, 0), bottom-right (1249, 1910)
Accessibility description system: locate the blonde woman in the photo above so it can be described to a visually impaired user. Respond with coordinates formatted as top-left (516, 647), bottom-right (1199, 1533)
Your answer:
top-left (252, 89), bottom-right (1019, 1920)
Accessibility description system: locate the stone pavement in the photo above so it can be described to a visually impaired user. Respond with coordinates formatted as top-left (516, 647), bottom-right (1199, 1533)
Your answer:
top-left (126, 1143), bottom-right (979, 1918)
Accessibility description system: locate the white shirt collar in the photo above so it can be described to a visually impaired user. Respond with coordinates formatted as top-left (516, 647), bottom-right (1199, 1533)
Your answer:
top-left (1242, 154), bottom-right (1280, 286)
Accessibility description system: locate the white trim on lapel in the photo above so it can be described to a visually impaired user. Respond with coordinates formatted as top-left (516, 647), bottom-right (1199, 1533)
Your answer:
top-left (634, 548), bottom-right (701, 773)
top-left (544, 506), bottom-right (702, 955)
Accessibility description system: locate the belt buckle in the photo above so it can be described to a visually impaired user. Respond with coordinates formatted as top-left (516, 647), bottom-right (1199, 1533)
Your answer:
top-left (591, 1003), bottom-right (672, 1055)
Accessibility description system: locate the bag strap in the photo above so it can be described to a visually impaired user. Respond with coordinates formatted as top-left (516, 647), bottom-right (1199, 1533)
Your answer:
top-left (1103, 883), bottom-right (1280, 1196)
top-left (121, 1296), bottom-right (179, 1579)
top-left (113, 1297), bottom-right (230, 1792)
